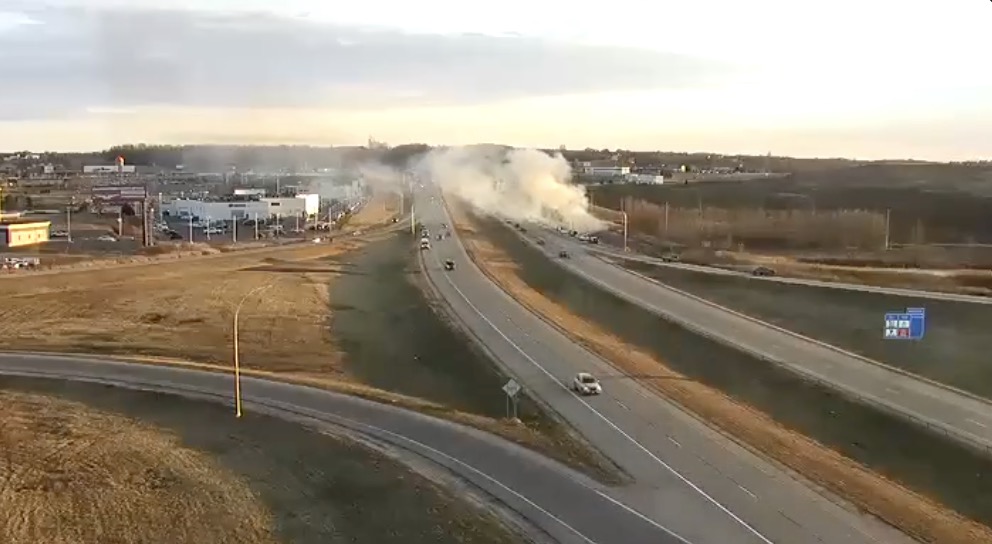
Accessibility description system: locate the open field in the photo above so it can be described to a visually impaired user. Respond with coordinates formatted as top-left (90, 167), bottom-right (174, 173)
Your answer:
top-left (588, 163), bottom-right (992, 284)
top-left (448, 200), bottom-right (992, 544)
top-left (591, 162), bottom-right (992, 245)
top-left (0, 377), bottom-right (526, 544)
top-left (616, 260), bottom-right (992, 400)
top-left (0, 204), bottom-right (616, 483)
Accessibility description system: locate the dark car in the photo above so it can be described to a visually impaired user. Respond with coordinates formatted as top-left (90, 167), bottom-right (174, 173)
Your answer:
top-left (536, 238), bottom-right (545, 245)
top-left (588, 236), bottom-right (600, 244)
top-left (559, 250), bottom-right (569, 259)
top-left (752, 266), bottom-right (775, 277)
top-left (167, 231), bottom-right (182, 240)
top-left (660, 253), bottom-right (680, 262)
top-left (444, 259), bottom-right (455, 271)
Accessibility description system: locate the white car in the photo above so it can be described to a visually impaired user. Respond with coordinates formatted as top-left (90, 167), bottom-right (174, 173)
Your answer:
top-left (204, 227), bottom-right (225, 235)
top-left (572, 373), bottom-right (602, 395)
top-left (97, 235), bottom-right (118, 242)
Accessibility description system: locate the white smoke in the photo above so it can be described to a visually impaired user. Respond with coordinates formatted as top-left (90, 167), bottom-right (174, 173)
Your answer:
top-left (413, 145), bottom-right (606, 232)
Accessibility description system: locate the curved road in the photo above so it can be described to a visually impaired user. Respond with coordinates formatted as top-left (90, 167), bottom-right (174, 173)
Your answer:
top-left (0, 352), bottom-right (672, 544)
top-left (529, 228), bottom-right (992, 454)
top-left (417, 189), bottom-right (915, 544)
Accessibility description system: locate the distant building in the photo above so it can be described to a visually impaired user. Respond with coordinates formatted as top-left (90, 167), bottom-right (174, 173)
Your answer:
top-left (626, 173), bottom-right (664, 185)
top-left (83, 165), bottom-right (136, 174)
top-left (161, 193), bottom-right (320, 221)
top-left (0, 220), bottom-right (51, 248)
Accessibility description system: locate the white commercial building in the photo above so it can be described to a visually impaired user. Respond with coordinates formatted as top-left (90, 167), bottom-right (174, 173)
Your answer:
top-left (234, 188), bottom-right (267, 197)
top-left (261, 194), bottom-right (320, 218)
top-left (583, 165), bottom-right (630, 178)
top-left (161, 193), bottom-right (320, 221)
top-left (626, 173), bottom-right (665, 184)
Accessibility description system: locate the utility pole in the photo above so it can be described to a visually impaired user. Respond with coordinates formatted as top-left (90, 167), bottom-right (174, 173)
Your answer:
top-left (664, 202), bottom-right (669, 237)
top-left (410, 203), bottom-right (416, 234)
top-left (66, 205), bottom-right (73, 244)
top-left (233, 216), bottom-right (237, 243)
top-left (620, 199), bottom-right (628, 253)
top-left (253, 213), bottom-right (259, 240)
top-left (188, 214), bottom-right (193, 242)
top-left (884, 209), bottom-right (891, 250)
top-left (205, 215), bottom-right (211, 241)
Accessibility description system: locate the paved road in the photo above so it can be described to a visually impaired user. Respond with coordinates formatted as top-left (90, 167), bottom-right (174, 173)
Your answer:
top-left (416, 191), bottom-right (915, 544)
top-left (528, 227), bottom-right (992, 454)
top-left (585, 242), bottom-right (992, 304)
top-left (0, 352), bottom-right (676, 544)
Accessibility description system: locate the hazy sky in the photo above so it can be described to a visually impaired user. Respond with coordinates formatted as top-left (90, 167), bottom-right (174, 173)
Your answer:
top-left (1, 0), bottom-right (989, 160)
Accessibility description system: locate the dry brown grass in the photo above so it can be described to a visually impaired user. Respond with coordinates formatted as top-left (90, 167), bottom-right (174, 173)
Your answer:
top-left (449, 200), bottom-right (992, 544)
top-left (595, 198), bottom-right (887, 251)
top-left (0, 198), bottom-right (613, 483)
top-left (0, 390), bottom-right (277, 544)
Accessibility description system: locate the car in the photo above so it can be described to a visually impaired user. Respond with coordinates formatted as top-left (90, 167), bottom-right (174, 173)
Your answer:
top-left (444, 259), bottom-right (455, 271)
top-left (51, 229), bottom-right (69, 238)
top-left (535, 238), bottom-right (545, 245)
top-left (572, 373), bottom-right (602, 395)
top-left (558, 250), bottom-right (569, 259)
top-left (752, 266), bottom-right (775, 277)
top-left (660, 253), bottom-right (680, 262)
top-left (167, 231), bottom-right (183, 240)
top-left (97, 235), bottom-right (117, 242)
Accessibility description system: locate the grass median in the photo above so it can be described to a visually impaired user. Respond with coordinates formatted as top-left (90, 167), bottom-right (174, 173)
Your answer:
top-left (447, 200), bottom-right (992, 544)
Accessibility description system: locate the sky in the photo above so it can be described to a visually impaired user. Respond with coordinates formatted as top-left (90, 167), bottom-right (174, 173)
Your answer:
top-left (1, 0), bottom-right (990, 160)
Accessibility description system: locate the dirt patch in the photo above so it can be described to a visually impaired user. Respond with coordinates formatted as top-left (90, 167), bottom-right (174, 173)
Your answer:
top-left (0, 377), bottom-right (526, 544)
top-left (618, 260), bottom-right (992, 400)
top-left (449, 201), bottom-right (992, 544)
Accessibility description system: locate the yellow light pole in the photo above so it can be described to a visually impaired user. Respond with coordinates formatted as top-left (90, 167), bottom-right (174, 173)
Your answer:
top-left (232, 283), bottom-right (273, 418)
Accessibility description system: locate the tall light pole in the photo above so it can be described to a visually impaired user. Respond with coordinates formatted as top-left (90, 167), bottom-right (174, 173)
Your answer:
top-left (66, 205), bottom-right (73, 244)
top-left (187, 214), bottom-right (193, 242)
top-left (232, 283), bottom-right (273, 418)
top-left (621, 211), bottom-right (629, 253)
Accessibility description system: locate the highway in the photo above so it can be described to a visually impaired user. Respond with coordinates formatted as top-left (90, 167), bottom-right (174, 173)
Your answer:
top-left (584, 243), bottom-right (992, 304)
top-left (527, 227), bottom-right (992, 454)
top-left (416, 190), bottom-right (916, 544)
top-left (0, 352), bottom-right (674, 544)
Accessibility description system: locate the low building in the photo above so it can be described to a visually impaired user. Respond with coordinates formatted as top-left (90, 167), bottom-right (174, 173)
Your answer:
top-left (161, 193), bottom-right (320, 221)
top-left (0, 220), bottom-right (51, 247)
top-left (626, 173), bottom-right (665, 184)
top-left (588, 166), bottom-right (630, 177)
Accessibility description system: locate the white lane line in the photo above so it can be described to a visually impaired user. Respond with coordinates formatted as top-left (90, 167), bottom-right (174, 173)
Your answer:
top-left (592, 489), bottom-right (693, 544)
top-left (428, 223), bottom-right (775, 544)
top-left (617, 400), bottom-right (630, 410)
top-left (966, 418), bottom-right (988, 429)
top-left (738, 485), bottom-right (757, 500)
top-left (885, 387), bottom-right (900, 395)
top-left (667, 436), bottom-right (682, 448)
top-left (0, 367), bottom-right (600, 544)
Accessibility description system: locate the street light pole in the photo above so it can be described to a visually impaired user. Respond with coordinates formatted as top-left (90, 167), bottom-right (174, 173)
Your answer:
top-left (232, 284), bottom-right (273, 418)
top-left (66, 205), bottom-right (73, 244)
top-left (622, 211), bottom-right (629, 253)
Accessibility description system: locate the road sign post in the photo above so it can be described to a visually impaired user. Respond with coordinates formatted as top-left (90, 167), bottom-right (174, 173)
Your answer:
top-left (502, 379), bottom-right (521, 420)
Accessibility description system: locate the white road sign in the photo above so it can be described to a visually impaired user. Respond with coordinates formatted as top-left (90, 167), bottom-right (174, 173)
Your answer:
top-left (502, 379), bottom-right (521, 398)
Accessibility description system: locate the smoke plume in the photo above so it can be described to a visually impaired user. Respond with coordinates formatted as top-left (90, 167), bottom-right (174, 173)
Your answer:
top-left (413, 145), bottom-right (606, 232)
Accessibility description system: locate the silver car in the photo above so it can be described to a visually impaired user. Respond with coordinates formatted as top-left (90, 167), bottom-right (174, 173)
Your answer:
top-left (572, 373), bottom-right (602, 395)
